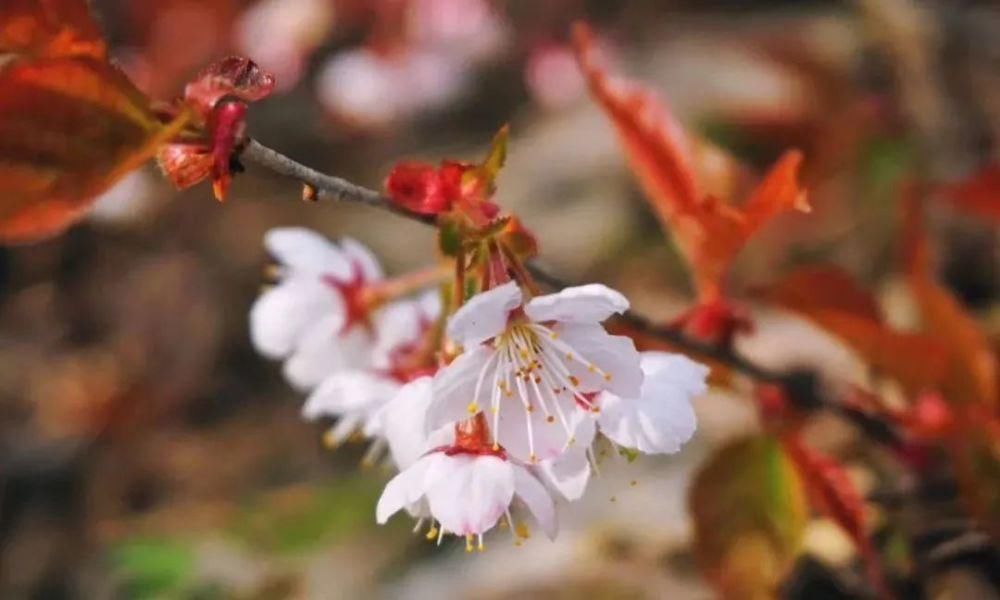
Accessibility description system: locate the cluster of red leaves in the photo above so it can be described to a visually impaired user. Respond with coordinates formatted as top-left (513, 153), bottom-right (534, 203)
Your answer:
top-left (0, 0), bottom-right (273, 244)
top-left (156, 57), bottom-right (275, 201)
top-left (763, 181), bottom-right (1000, 539)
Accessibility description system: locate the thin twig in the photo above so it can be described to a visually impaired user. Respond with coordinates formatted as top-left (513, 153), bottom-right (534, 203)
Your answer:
top-left (241, 139), bottom-right (435, 224)
top-left (239, 138), bottom-right (902, 446)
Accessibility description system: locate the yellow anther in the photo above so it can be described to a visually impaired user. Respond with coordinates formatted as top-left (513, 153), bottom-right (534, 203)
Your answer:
top-left (569, 376), bottom-right (580, 387)
top-left (526, 404), bottom-right (535, 413)
top-left (425, 526), bottom-right (439, 540)
top-left (515, 521), bottom-right (531, 540)
top-left (604, 373), bottom-right (612, 381)
top-left (465, 535), bottom-right (474, 553)
top-left (546, 416), bottom-right (555, 424)
top-left (466, 402), bottom-right (479, 414)
top-left (322, 430), bottom-right (341, 449)
top-left (529, 452), bottom-right (537, 464)
top-left (477, 538), bottom-right (485, 552)
top-left (587, 364), bottom-right (596, 373)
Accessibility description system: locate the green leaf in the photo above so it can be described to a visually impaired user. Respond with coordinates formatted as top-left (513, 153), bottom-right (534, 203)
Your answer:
top-left (689, 434), bottom-right (808, 599)
top-left (437, 215), bottom-right (463, 257)
top-left (112, 538), bottom-right (195, 598)
top-left (228, 475), bottom-right (383, 555)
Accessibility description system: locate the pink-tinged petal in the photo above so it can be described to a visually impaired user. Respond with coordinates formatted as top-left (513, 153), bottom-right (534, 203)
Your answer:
top-left (513, 465), bottom-right (558, 540)
top-left (597, 351), bottom-right (705, 454)
top-left (378, 376), bottom-right (436, 469)
top-left (249, 277), bottom-right (340, 359)
top-left (446, 281), bottom-right (522, 346)
top-left (417, 288), bottom-right (443, 320)
top-left (376, 454), bottom-right (435, 524)
top-left (426, 455), bottom-right (515, 535)
top-left (301, 370), bottom-right (399, 421)
top-left (340, 236), bottom-right (384, 281)
top-left (428, 345), bottom-right (494, 430)
top-left (524, 283), bottom-right (629, 324)
top-left (370, 300), bottom-right (424, 370)
top-left (556, 322), bottom-right (643, 398)
top-left (283, 316), bottom-right (373, 391)
top-left (264, 227), bottom-right (352, 279)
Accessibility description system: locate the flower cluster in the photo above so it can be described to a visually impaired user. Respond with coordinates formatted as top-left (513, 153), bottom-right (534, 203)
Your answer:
top-left (250, 226), bottom-right (709, 551)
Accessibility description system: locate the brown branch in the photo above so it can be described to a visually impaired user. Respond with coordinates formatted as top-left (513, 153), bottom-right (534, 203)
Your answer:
top-left (239, 138), bottom-right (902, 447)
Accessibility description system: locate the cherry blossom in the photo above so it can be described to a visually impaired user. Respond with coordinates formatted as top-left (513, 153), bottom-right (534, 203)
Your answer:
top-left (376, 416), bottom-right (556, 549)
top-left (430, 281), bottom-right (643, 464)
top-left (301, 291), bottom-right (441, 448)
top-left (249, 227), bottom-right (385, 390)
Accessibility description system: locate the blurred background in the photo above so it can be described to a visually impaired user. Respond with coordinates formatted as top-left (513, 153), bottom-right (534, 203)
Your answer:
top-left (1, 0), bottom-right (998, 597)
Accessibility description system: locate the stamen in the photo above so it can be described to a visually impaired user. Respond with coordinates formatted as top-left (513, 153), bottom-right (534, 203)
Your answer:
top-left (426, 524), bottom-right (439, 540)
top-left (465, 535), bottom-right (474, 553)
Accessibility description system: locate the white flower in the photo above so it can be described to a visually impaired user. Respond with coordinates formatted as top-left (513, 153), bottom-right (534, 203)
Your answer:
top-left (596, 352), bottom-right (705, 454)
top-left (429, 281), bottom-right (643, 464)
top-left (376, 442), bottom-right (556, 548)
top-left (250, 227), bottom-right (383, 390)
top-left (300, 292), bottom-right (442, 447)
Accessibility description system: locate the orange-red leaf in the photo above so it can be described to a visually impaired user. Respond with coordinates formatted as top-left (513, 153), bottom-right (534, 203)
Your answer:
top-left (0, 57), bottom-right (187, 243)
top-left (783, 435), bottom-right (886, 594)
top-left (901, 193), bottom-right (998, 408)
top-left (940, 163), bottom-right (1000, 223)
top-left (0, 0), bottom-right (106, 59)
top-left (763, 265), bottom-right (882, 321)
top-left (572, 22), bottom-right (808, 300)
top-left (763, 265), bottom-right (949, 396)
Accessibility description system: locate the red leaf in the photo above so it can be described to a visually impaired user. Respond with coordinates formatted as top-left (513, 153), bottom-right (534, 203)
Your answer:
top-left (572, 22), bottom-right (809, 301)
top-left (782, 435), bottom-right (886, 595)
top-left (183, 56), bottom-right (276, 116)
top-left (762, 265), bottom-right (949, 396)
top-left (0, 57), bottom-right (189, 243)
top-left (0, 0), bottom-right (106, 60)
top-left (901, 191), bottom-right (998, 409)
top-left (940, 163), bottom-right (1000, 223)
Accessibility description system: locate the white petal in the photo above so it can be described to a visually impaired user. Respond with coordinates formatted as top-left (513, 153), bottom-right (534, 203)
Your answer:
top-left (494, 394), bottom-right (590, 464)
top-left (426, 454), bottom-right (514, 535)
top-left (597, 352), bottom-right (706, 454)
top-left (377, 376), bottom-right (436, 469)
top-left (639, 351), bottom-right (711, 396)
top-left (376, 454), bottom-right (434, 524)
top-left (513, 465), bottom-right (558, 540)
top-left (555, 322), bottom-right (643, 398)
top-left (524, 283), bottom-right (629, 324)
top-left (283, 316), bottom-right (373, 391)
top-left (539, 446), bottom-right (590, 501)
top-left (446, 281), bottom-right (522, 346)
top-left (249, 277), bottom-right (339, 359)
top-left (301, 370), bottom-right (399, 421)
top-left (339, 236), bottom-right (384, 281)
top-left (264, 227), bottom-right (352, 278)
top-left (428, 345), bottom-right (494, 430)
